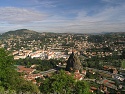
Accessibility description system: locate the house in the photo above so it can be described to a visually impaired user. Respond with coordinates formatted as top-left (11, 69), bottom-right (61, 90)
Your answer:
top-left (24, 73), bottom-right (43, 81)
top-left (82, 70), bottom-right (86, 75)
top-left (102, 79), bottom-right (117, 90)
top-left (113, 69), bottom-right (118, 74)
top-left (65, 71), bottom-right (71, 75)
top-left (30, 64), bottom-right (37, 68)
top-left (74, 70), bottom-right (83, 81)
top-left (74, 73), bottom-right (83, 81)
top-left (90, 87), bottom-right (97, 93)
top-left (17, 65), bottom-right (36, 74)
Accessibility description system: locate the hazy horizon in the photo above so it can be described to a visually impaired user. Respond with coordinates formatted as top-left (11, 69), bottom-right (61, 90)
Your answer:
top-left (0, 0), bottom-right (125, 33)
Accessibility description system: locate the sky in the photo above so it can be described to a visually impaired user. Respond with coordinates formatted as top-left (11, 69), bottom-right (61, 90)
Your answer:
top-left (0, 0), bottom-right (125, 33)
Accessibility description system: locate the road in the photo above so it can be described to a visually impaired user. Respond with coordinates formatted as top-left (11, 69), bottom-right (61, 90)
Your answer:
top-left (84, 78), bottom-right (96, 82)
top-left (40, 69), bottom-right (57, 76)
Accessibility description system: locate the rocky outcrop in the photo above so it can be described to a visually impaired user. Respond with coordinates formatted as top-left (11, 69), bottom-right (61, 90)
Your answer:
top-left (66, 52), bottom-right (83, 72)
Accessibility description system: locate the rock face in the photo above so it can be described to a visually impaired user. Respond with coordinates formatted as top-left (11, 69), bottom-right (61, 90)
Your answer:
top-left (66, 52), bottom-right (83, 72)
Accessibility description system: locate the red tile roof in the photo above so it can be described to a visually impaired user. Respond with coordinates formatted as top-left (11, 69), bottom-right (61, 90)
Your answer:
top-left (17, 65), bottom-right (35, 74)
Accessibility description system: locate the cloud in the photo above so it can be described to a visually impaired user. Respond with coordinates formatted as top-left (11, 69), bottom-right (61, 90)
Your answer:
top-left (0, 7), bottom-right (47, 24)
top-left (76, 3), bottom-right (125, 22)
top-left (0, 0), bottom-right (125, 33)
top-left (28, 0), bottom-right (57, 8)
top-left (61, 3), bottom-right (125, 33)
top-left (22, 2), bottom-right (125, 33)
top-left (55, 4), bottom-right (125, 33)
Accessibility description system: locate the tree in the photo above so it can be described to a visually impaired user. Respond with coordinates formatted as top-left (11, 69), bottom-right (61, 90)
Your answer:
top-left (0, 48), bottom-right (18, 90)
top-left (121, 60), bottom-right (125, 69)
top-left (82, 81), bottom-right (92, 94)
top-left (0, 85), bottom-right (5, 94)
top-left (16, 79), bottom-right (39, 93)
top-left (0, 48), bottom-right (39, 93)
top-left (74, 81), bottom-right (86, 94)
top-left (39, 70), bottom-right (92, 94)
top-left (39, 70), bottom-right (75, 94)
top-left (122, 49), bottom-right (125, 59)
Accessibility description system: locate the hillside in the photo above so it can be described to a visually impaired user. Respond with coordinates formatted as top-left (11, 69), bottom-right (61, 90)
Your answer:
top-left (2, 29), bottom-right (39, 36)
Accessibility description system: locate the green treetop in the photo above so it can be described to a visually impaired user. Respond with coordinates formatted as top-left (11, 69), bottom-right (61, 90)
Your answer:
top-left (0, 48), bottom-right (39, 93)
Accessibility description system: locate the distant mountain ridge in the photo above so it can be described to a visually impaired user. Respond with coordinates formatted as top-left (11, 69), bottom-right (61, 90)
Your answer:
top-left (2, 29), bottom-right (125, 35)
top-left (1, 29), bottom-right (125, 39)
top-left (2, 29), bottom-right (38, 36)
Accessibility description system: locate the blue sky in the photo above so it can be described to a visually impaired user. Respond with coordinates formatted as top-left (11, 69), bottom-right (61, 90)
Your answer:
top-left (0, 0), bottom-right (125, 33)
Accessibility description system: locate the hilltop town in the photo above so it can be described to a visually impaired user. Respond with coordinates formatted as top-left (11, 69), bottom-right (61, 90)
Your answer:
top-left (0, 29), bottom-right (125, 93)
